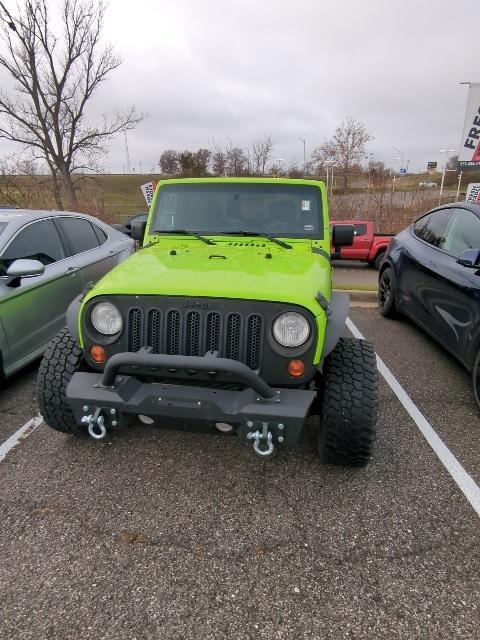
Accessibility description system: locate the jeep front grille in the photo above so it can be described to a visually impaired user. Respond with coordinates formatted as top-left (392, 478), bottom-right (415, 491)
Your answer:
top-left (126, 305), bottom-right (264, 370)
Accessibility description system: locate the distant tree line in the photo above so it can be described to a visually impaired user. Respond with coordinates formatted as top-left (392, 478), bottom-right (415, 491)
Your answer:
top-left (159, 135), bottom-right (277, 178)
top-left (158, 119), bottom-right (375, 192)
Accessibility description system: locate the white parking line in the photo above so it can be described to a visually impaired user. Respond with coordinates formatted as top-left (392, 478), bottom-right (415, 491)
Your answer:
top-left (0, 416), bottom-right (43, 463)
top-left (346, 317), bottom-right (480, 518)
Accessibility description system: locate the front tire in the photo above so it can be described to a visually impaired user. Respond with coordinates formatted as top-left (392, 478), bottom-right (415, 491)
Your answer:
top-left (318, 337), bottom-right (378, 467)
top-left (37, 328), bottom-right (87, 435)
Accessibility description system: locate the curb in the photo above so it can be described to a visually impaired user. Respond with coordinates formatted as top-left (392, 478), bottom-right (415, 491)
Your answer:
top-left (334, 288), bottom-right (378, 304)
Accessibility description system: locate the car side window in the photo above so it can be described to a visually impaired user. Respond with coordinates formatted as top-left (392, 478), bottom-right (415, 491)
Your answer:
top-left (440, 208), bottom-right (480, 257)
top-left (58, 218), bottom-right (101, 255)
top-left (354, 224), bottom-right (367, 236)
top-left (413, 209), bottom-right (453, 248)
top-left (92, 223), bottom-right (108, 245)
top-left (0, 219), bottom-right (65, 271)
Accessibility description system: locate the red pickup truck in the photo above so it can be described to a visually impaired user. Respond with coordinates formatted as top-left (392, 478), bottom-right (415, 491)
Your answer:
top-left (330, 220), bottom-right (394, 269)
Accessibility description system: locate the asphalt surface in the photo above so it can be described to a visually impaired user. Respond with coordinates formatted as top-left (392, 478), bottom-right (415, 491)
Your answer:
top-left (0, 308), bottom-right (479, 639)
top-left (332, 260), bottom-right (379, 289)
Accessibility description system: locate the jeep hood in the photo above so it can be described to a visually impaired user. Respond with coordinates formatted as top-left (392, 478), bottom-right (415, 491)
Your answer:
top-left (85, 240), bottom-right (331, 316)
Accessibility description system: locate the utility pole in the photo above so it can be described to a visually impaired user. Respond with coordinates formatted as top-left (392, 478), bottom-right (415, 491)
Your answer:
top-left (298, 138), bottom-right (306, 175)
top-left (456, 171), bottom-right (463, 201)
top-left (439, 149), bottom-right (455, 205)
top-left (124, 131), bottom-right (132, 174)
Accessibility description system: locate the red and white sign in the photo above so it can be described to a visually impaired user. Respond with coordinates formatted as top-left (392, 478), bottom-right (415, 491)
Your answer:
top-left (466, 183), bottom-right (480, 203)
top-left (459, 83), bottom-right (480, 170)
top-left (140, 181), bottom-right (157, 206)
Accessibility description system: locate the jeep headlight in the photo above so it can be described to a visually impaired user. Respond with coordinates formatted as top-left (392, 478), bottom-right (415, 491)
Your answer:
top-left (273, 312), bottom-right (310, 347)
top-left (90, 301), bottom-right (123, 335)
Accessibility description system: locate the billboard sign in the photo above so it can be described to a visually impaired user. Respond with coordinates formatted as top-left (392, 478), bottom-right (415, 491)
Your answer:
top-left (459, 83), bottom-right (480, 170)
top-left (427, 161), bottom-right (437, 173)
top-left (466, 183), bottom-right (480, 203)
top-left (140, 181), bottom-right (157, 206)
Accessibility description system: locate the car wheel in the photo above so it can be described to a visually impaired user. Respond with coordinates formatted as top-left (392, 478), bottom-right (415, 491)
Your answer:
top-left (37, 328), bottom-right (88, 436)
top-left (374, 250), bottom-right (386, 270)
top-left (378, 267), bottom-right (397, 317)
top-left (473, 350), bottom-right (480, 411)
top-left (317, 337), bottom-right (378, 467)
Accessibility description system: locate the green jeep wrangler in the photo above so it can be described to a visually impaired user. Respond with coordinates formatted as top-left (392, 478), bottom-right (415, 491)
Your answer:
top-left (38, 178), bottom-right (378, 465)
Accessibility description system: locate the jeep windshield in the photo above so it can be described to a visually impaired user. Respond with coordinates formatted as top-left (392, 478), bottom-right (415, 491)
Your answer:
top-left (151, 183), bottom-right (323, 239)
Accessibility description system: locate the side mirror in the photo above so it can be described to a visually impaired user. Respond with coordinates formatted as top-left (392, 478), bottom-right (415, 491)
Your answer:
top-left (332, 224), bottom-right (355, 248)
top-left (457, 248), bottom-right (480, 268)
top-left (6, 258), bottom-right (45, 287)
top-left (111, 223), bottom-right (131, 236)
top-left (131, 218), bottom-right (147, 242)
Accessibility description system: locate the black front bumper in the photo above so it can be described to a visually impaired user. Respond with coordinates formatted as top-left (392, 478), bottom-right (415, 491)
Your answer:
top-left (66, 350), bottom-right (316, 447)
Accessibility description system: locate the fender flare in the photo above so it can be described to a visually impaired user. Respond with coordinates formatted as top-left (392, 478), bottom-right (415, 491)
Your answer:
top-left (320, 291), bottom-right (350, 363)
top-left (66, 294), bottom-right (83, 343)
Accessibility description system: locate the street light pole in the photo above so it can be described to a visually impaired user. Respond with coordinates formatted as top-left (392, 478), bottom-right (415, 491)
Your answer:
top-left (456, 171), bottom-right (463, 201)
top-left (390, 157), bottom-right (400, 192)
top-left (325, 159), bottom-right (333, 193)
top-left (438, 149), bottom-right (455, 205)
top-left (394, 147), bottom-right (404, 173)
top-left (299, 138), bottom-right (306, 175)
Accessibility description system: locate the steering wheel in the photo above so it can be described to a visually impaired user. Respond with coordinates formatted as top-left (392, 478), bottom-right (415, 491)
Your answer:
top-left (266, 222), bottom-right (300, 233)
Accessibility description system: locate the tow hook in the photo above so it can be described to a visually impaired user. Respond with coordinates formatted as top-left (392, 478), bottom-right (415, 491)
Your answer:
top-left (81, 409), bottom-right (107, 440)
top-left (247, 421), bottom-right (274, 457)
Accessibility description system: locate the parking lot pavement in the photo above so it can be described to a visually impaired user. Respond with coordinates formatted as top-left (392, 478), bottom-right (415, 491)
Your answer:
top-left (1, 310), bottom-right (479, 639)
top-left (0, 361), bottom-right (38, 445)
top-left (349, 307), bottom-right (480, 486)
top-left (332, 260), bottom-right (379, 289)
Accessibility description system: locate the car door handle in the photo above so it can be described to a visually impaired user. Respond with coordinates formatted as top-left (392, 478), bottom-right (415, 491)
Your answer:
top-left (65, 266), bottom-right (80, 275)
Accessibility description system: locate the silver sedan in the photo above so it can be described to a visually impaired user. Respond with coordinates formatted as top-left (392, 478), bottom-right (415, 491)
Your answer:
top-left (0, 209), bottom-right (134, 378)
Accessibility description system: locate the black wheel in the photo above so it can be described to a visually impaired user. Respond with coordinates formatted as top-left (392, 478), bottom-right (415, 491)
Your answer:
top-left (374, 250), bottom-right (386, 270)
top-left (473, 350), bottom-right (480, 411)
top-left (37, 328), bottom-right (87, 435)
top-left (378, 267), bottom-right (397, 317)
top-left (318, 337), bottom-right (377, 467)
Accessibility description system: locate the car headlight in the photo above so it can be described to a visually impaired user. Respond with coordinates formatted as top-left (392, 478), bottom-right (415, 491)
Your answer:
top-left (90, 301), bottom-right (123, 335)
top-left (273, 312), bottom-right (310, 347)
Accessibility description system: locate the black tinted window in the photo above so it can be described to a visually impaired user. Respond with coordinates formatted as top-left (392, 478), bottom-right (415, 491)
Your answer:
top-left (441, 208), bottom-right (480, 256)
top-left (152, 183), bottom-right (323, 238)
top-left (59, 218), bottom-right (100, 255)
top-left (0, 219), bottom-right (65, 270)
top-left (354, 224), bottom-right (367, 236)
top-left (413, 210), bottom-right (453, 247)
top-left (92, 223), bottom-right (107, 245)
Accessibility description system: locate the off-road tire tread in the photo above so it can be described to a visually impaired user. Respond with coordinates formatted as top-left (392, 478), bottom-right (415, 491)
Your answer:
top-left (320, 337), bottom-right (377, 466)
top-left (37, 328), bottom-right (86, 435)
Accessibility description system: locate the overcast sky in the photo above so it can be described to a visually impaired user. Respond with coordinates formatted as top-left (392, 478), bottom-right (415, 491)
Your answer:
top-left (2, 0), bottom-right (480, 174)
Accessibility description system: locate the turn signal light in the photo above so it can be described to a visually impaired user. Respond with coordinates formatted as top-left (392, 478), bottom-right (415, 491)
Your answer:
top-left (287, 359), bottom-right (305, 378)
top-left (90, 345), bottom-right (107, 363)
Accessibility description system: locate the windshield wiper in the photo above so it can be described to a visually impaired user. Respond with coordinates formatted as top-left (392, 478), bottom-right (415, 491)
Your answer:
top-left (220, 231), bottom-right (291, 249)
top-left (154, 229), bottom-right (216, 245)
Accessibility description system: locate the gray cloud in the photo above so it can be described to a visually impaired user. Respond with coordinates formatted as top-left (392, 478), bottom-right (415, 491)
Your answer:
top-left (1, 0), bottom-right (479, 173)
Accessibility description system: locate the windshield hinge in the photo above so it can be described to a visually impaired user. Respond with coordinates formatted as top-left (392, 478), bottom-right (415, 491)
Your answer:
top-left (316, 292), bottom-right (332, 316)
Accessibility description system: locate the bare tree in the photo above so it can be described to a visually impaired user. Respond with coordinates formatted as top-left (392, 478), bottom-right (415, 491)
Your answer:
top-left (225, 143), bottom-right (247, 176)
top-left (177, 148), bottom-right (211, 177)
top-left (0, 153), bottom-right (52, 207)
top-left (251, 135), bottom-right (274, 175)
top-left (446, 154), bottom-right (459, 171)
top-left (211, 150), bottom-right (227, 176)
top-left (312, 117), bottom-right (373, 192)
top-left (0, 0), bottom-right (142, 210)
top-left (159, 149), bottom-right (179, 175)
